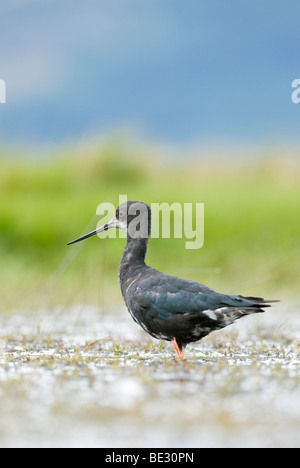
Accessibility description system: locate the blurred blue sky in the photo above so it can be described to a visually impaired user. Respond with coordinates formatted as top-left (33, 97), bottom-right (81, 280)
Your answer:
top-left (0, 0), bottom-right (299, 147)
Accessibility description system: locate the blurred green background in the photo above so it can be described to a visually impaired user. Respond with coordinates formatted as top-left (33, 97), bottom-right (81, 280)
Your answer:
top-left (1, 138), bottom-right (299, 312)
top-left (1, 1), bottom-right (300, 313)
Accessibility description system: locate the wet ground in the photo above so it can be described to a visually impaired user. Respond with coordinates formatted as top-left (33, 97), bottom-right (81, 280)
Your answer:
top-left (0, 303), bottom-right (299, 448)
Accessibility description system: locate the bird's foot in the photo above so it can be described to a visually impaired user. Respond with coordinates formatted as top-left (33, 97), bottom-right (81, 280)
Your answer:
top-left (171, 338), bottom-right (184, 359)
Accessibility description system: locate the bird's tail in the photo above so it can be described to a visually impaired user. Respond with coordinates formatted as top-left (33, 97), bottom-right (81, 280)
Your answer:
top-left (240, 295), bottom-right (280, 311)
top-left (214, 295), bottom-right (280, 329)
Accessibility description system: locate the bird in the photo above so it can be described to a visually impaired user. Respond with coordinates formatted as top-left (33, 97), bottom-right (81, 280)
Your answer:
top-left (67, 200), bottom-right (278, 359)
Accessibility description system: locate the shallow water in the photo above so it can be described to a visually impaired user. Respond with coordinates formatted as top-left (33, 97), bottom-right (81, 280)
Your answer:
top-left (0, 303), bottom-right (299, 448)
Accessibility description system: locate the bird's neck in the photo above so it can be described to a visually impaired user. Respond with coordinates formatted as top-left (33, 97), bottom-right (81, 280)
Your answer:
top-left (121, 236), bottom-right (149, 267)
top-left (119, 236), bottom-right (149, 292)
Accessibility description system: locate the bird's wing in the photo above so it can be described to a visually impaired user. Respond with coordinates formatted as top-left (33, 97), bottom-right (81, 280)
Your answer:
top-left (130, 270), bottom-right (273, 322)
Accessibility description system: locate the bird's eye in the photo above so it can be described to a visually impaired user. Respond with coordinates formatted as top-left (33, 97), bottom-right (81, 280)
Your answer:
top-left (119, 211), bottom-right (124, 217)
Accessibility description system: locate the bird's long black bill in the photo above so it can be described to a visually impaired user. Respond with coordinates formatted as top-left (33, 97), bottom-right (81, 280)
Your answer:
top-left (67, 224), bottom-right (108, 246)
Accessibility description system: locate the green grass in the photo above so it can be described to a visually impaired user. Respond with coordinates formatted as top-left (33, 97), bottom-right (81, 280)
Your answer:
top-left (1, 139), bottom-right (300, 311)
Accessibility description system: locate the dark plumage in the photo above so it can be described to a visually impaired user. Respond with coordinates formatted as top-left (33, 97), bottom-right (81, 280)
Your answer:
top-left (68, 201), bottom-right (278, 358)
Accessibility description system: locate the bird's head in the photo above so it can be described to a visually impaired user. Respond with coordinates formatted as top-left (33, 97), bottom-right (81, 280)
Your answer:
top-left (67, 201), bottom-right (151, 245)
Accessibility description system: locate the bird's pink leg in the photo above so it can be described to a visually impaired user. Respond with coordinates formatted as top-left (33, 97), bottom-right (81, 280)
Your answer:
top-left (171, 338), bottom-right (184, 359)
